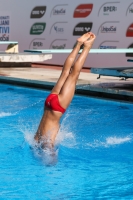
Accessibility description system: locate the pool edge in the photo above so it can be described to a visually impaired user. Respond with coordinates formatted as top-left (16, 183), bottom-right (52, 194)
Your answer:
top-left (0, 75), bottom-right (133, 103)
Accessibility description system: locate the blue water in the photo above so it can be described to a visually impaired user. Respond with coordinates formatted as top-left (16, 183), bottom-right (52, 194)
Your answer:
top-left (0, 83), bottom-right (133, 199)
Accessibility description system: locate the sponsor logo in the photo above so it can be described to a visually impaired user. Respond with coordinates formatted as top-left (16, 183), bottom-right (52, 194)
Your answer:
top-left (73, 4), bottom-right (93, 18)
top-left (51, 4), bottom-right (68, 16)
top-left (33, 41), bottom-right (43, 47)
top-left (103, 6), bottom-right (117, 13)
top-left (100, 45), bottom-right (117, 49)
top-left (0, 16), bottom-right (10, 20)
top-left (50, 22), bottom-right (67, 34)
top-left (53, 8), bottom-right (66, 15)
top-left (52, 44), bottom-right (66, 49)
top-left (50, 39), bottom-right (67, 49)
top-left (0, 34), bottom-right (9, 41)
top-left (126, 3), bottom-right (133, 15)
top-left (54, 26), bottom-right (64, 33)
top-left (0, 26), bottom-right (9, 34)
top-left (129, 8), bottom-right (133, 13)
top-left (30, 23), bottom-right (46, 35)
top-left (98, 22), bottom-right (119, 35)
top-left (126, 23), bottom-right (133, 37)
top-left (29, 39), bottom-right (45, 49)
top-left (0, 19), bottom-right (9, 25)
top-left (99, 41), bottom-right (118, 49)
top-left (126, 44), bottom-right (133, 57)
top-left (0, 15), bottom-right (10, 41)
top-left (101, 26), bottom-right (116, 33)
top-left (98, 2), bottom-right (119, 16)
top-left (73, 22), bottom-right (93, 36)
top-left (30, 6), bottom-right (46, 18)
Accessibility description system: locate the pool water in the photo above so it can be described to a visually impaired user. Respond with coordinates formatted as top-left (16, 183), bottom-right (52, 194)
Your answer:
top-left (0, 83), bottom-right (133, 199)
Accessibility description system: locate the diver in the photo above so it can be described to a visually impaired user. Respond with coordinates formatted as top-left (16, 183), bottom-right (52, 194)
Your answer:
top-left (34, 32), bottom-right (96, 149)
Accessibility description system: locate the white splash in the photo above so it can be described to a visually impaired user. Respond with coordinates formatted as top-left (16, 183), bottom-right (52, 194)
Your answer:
top-left (56, 130), bottom-right (77, 148)
top-left (24, 131), bottom-right (36, 147)
top-left (86, 135), bottom-right (132, 149)
top-left (0, 112), bottom-right (12, 117)
top-left (21, 127), bottom-right (59, 166)
top-left (106, 136), bottom-right (131, 145)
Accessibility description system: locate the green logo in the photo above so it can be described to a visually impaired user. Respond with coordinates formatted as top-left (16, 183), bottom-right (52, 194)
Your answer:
top-left (30, 23), bottom-right (46, 35)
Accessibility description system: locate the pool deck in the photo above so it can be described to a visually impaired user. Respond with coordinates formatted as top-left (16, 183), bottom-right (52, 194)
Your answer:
top-left (0, 63), bottom-right (133, 102)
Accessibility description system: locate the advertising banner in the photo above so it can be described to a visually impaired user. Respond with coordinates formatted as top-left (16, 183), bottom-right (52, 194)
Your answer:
top-left (0, 0), bottom-right (133, 68)
top-left (0, 13), bottom-right (10, 50)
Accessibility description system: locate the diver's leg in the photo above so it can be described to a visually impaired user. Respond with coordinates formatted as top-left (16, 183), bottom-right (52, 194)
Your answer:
top-left (58, 33), bottom-right (96, 109)
top-left (51, 33), bottom-right (90, 94)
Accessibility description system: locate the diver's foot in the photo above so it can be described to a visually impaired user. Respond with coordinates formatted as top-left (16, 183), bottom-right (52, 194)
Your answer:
top-left (74, 32), bottom-right (91, 50)
top-left (77, 32), bottom-right (91, 45)
top-left (83, 32), bottom-right (96, 49)
top-left (77, 32), bottom-right (90, 44)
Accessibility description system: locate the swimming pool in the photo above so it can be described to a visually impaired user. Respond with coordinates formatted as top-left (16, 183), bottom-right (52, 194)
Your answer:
top-left (0, 83), bottom-right (133, 199)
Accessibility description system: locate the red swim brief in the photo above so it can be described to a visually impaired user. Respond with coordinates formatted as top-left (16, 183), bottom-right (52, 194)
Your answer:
top-left (45, 93), bottom-right (66, 114)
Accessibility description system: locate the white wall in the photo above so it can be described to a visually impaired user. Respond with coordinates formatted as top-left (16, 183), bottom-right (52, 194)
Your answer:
top-left (0, 0), bottom-right (133, 68)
